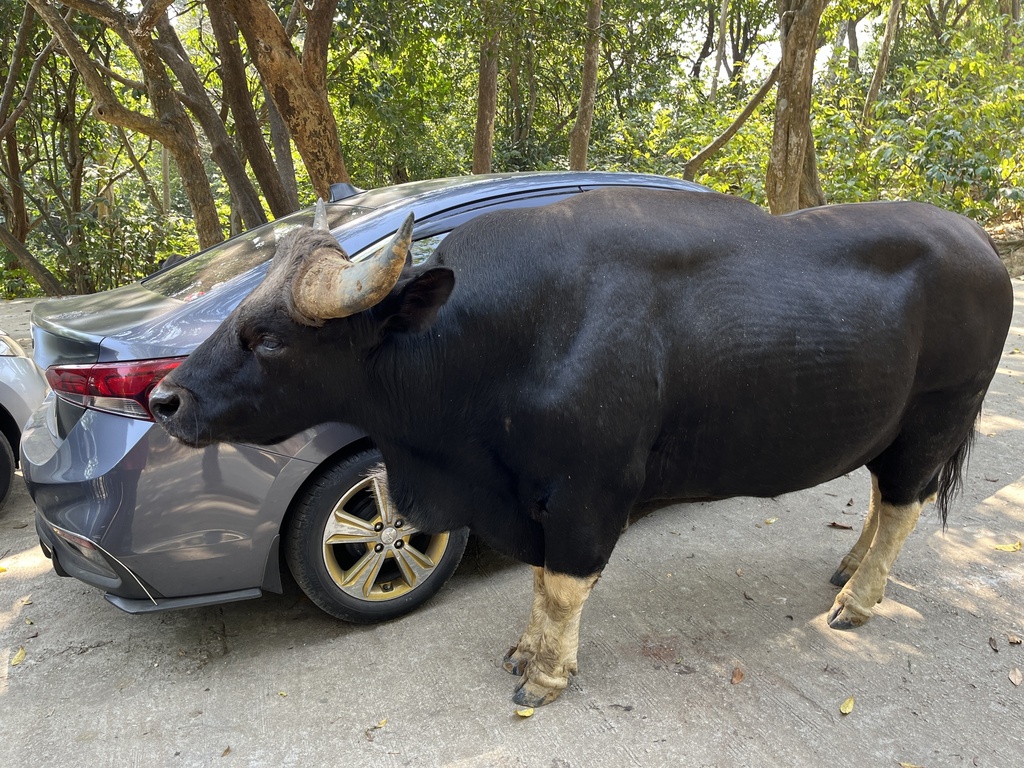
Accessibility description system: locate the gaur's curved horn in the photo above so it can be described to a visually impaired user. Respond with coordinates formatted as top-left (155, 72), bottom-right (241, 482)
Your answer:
top-left (292, 213), bottom-right (415, 320)
top-left (313, 198), bottom-right (329, 231)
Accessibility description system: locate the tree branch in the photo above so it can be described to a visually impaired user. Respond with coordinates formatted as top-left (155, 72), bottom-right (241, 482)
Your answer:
top-left (26, 0), bottom-right (169, 140)
top-left (93, 59), bottom-right (147, 91)
top-left (684, 64), bottom-right (779, 180)
top-left (116, 127), bottom-right (163, 213)
top-left (0, 224), bottom-right (70, 295)
top-left (0, 5), bottom-right (37, 123)
top-left (60, 0), bottom-right (123, 28)
top-left (0, 20), bottom-right (62, 140)
top-left (951, 0), bottom-right (975, 28)
top-left (133, 0), bottom-right (176, 35)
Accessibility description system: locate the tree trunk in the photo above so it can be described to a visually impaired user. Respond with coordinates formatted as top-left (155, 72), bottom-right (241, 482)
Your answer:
top-left (861, 0), bottom-right (902, 124)
top-left (207, 2), bottom-right (295, 217)
top-left (28, 0), bottom-right (225, 248)
top-left (765, 0), bottom-right (827, 215)
top-left (0, 225), bottom-right (69, 296)
top-left (2, 135), bottom-right (29, 241)
top-left (224, 0), bottom-right (349, 199)
top-left (1, 5), bottom-right (61, 140)
top-left (0, 6), bottom-right (38, 247)
top-left (999, 0), bottom-right (1020, 56)
top-left (162, 145), bottom-right (171, 212)
top-left (710, 0), bottom-right (730, 98)
top-left (472, 28), bottom-right (500, 174)
top-left (848, 17), bottom-right (861, 73)
top-left (153, 16), bottom-right (267, 230)
top-left (568, 0), bottom-right (602, 170)
top-left (1, 4), bottom-right (77, 295)
top-left (691, 4), bottom-right (717, 80)
top-left (266, 86), bottom-right (300, 209)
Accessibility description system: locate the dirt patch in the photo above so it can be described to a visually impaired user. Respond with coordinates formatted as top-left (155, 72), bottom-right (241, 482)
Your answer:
top-left (989, 219), bottom-right (1024, 277)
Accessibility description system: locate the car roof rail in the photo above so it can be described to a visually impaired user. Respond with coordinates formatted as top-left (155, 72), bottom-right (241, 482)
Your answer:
top-left (329, 182), bottom-right (363, 202)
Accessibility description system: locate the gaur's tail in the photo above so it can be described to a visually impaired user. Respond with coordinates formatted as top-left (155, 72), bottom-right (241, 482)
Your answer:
top-left (934, 418), bottom-right (978, 529)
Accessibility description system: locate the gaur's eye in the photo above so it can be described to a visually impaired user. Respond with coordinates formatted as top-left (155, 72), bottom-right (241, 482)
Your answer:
top-left (254, 335), bottom-right (283, 355)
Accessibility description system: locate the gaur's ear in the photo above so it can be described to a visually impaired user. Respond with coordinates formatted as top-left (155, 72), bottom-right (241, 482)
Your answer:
top-left (377, 267), bottom-right (455, 334)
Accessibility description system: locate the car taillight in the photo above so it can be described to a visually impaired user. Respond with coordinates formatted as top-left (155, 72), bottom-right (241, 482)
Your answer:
top-left (45, 357), bottom-right (186, 420)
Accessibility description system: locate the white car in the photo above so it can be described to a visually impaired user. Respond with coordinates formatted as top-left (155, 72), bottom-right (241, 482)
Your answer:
top-left (0, 330), bottom-right (48, 510)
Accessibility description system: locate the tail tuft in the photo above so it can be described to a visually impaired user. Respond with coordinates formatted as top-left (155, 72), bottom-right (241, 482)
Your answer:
top-left (935, 424), bottom-right (977, 529)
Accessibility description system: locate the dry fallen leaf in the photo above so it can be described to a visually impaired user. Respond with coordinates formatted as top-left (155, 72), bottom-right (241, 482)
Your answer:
top-left (828, 522), bottom-right (854, 530)
top-left (989, 637), bottom-right (999, 652)
top-left (840, 695), bottom-right (855, 715)
top-left (898, 763), bottom-right (925, 768)
top-left (24, 619), bottom-right (33, 625)
top-left (364, 718), bottom-right (388, 741)
top-left (765, 517), bottom-right (778, 525)
top-left (993, 540), bottom-right (1022, 552)
top-left (221, 747), bottom-right (232, 757)
top-left (11, 647), bottom-right (26, 666)
top-left (515, 707), bottom-right (535, 718)
top-left (731, 667), bottom-right (745, 684)
top-left (1009, 634), bottom-right (1022, 645)
top-left (0, 566), bottom-right (7, 574)
top-left (1010, 668), bottom-right (1023, 687)
top-left (277, 691), bottom-right (287, 697)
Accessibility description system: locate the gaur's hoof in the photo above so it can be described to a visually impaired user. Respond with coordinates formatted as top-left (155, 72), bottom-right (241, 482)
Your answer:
top-left (830, 568), bottom-right (853, 587)
top-left (827, 595), bottom-right (872, 630)
top-left (503, 647), bottom-right (528, 677)
top-left (513, 678), bottom-right (564, 708)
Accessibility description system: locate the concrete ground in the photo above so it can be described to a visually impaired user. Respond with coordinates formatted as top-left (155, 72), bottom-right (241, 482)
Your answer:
top-left (1, 284), bottom-right (1022, 768)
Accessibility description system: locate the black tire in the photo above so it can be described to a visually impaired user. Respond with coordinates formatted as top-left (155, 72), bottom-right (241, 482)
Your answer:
top-left (0, 430), bottom-right (14, 512)
top-left (285, 449), bottom-right (469, 623)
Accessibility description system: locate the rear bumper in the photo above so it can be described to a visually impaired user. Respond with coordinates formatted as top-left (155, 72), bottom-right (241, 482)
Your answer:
top-left (105, 589), bottom-right (262, 614)
top-left (21, 400), bottom-right (301, 603)
top-left (21, 385), bottom-right (361, 614)
top-left (35, 512), bottom-right (155, 600)
top-left (36, 512), bottom-right (267, 613)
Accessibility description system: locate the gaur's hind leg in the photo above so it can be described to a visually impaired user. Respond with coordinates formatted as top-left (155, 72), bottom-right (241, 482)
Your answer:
top-left (830, 475), bottom-right (882, 587)
top-left (827, 389), bottom-right (984, 629)
top-left (827, 491), bottom-right (923, 629)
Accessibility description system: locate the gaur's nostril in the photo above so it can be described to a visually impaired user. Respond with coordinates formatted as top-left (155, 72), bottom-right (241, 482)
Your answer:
top-left (148, 385), bottom-right (181, 422)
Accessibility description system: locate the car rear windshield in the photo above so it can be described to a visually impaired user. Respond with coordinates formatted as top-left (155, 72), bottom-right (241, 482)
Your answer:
top-left (143, 205), bottom-right (373, 302)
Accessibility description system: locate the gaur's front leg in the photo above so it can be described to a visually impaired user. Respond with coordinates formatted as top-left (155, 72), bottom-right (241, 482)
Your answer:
top-left (505, 568), bottom-right (600, 707)
top-left (502, 456), bottom-right (638, 705)
top-left (503, 566), bottom-right (547, 677)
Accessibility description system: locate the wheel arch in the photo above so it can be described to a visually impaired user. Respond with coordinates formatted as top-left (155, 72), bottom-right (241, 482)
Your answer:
top-left (262, 435), bottom-right (378, 593)
top-left (0, 405), bottom-right (19, 468)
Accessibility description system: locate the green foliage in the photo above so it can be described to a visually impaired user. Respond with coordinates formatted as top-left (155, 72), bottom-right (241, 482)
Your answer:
top-left (3, 0), bottom-right (1021, 299)
top-left (815, 11), bottom-right (1024, 219)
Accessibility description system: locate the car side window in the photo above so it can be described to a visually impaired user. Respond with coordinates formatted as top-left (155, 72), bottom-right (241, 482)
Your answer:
top-left (351, 233), bottom-right (447, 265)
top-left (410, 234), bottom-right (447, 265)
top-left (350, 191), bottom-right (577, 265)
